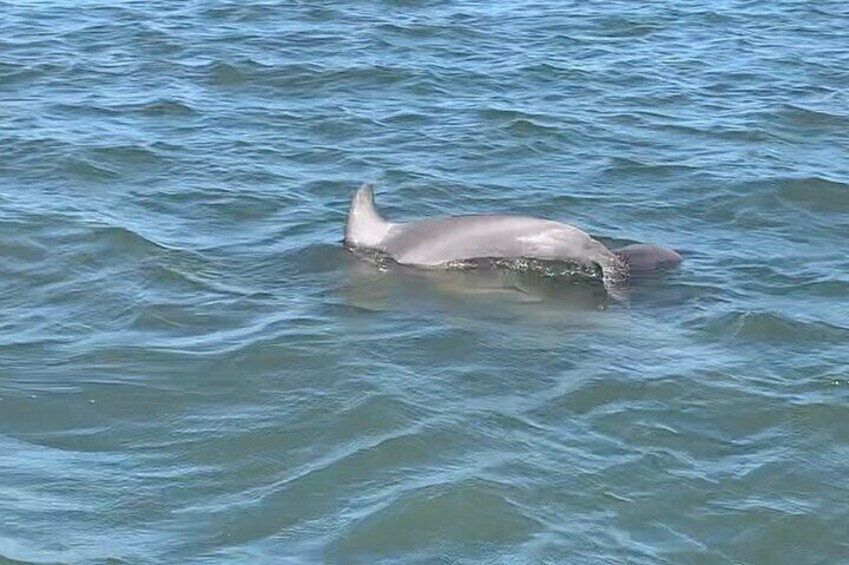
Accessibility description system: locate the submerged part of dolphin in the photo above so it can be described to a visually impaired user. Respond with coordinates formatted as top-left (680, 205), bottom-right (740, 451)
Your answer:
top-left (343, 184), bottom-right (681, 292)
top-left (612, 243), bottom-right (684, 273)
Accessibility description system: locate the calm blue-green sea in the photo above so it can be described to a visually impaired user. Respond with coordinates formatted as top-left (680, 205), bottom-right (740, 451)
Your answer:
top-left (2, 1), bottom-right (849, 563)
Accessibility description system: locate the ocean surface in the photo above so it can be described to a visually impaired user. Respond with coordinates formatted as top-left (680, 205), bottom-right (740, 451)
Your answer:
top-left (2, 1), bottom-right (849, 563)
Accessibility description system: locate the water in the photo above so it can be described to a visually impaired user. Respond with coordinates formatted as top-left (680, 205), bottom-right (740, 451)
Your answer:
top-left (2, 1), bottom-right (849, 563)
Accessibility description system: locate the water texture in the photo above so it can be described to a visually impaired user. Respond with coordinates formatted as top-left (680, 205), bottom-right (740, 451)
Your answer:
top-left (2, 1), bottom-right (849, 563)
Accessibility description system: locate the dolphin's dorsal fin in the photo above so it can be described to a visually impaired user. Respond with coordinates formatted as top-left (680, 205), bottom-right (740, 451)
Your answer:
top-left (345, 183), bottom-right (393, 249)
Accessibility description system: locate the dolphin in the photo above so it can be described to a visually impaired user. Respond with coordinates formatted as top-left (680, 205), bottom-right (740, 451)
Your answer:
top-left (343, 183), bottom-right (681, 291)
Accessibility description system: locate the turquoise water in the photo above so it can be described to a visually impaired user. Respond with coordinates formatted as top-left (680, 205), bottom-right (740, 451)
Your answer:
top-left (2, 1), bottom-right (849, 563)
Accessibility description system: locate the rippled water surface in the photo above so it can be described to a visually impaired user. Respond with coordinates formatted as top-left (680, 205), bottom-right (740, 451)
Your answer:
top-left (2, 1), bottom-right (849, 563)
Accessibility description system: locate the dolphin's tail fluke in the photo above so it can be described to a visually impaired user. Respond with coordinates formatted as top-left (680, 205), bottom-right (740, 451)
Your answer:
top-left (344, 183), bottom-right (394, 249)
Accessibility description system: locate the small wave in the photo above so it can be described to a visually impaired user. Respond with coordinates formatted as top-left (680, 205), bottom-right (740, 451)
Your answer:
top-left (201, 59), bottom-right (416, 91)
top-left (0, 61), bottom-right (51, 85)
top-left (377, 110), bottom-right (430, 126)
top-left (90, 144), bottom-right (161, 165)
top-left (0, 547), bottom-right (69, 565)
top-left (705, 310), bottom-right (849, 345)
top-left (70, 224), bottom-right (170, 256)
top-left (776, 104), bottom-right (849, 129)
top-left (132, 262), bottom-right (228, 301)
top-left (796, 278), bottom-right (849, 298)
top-left (173, 415), bottom-right (439, 545)
top-left (774, 176), bottom-right (849, 214)
top-left (374, 21), bottom-right (453, 39)
top-left (52, 222), bottom-right (216, 287)
top-left (230, 4), bottom-right (281, 23)
top-left (478, 107), bottom-right (564, 137)
top-left (187, 192), bottom-right (286, 224)
top-left (131, 99), bottom-right (197, 117)
top-left (2, 136), bottom-right (73, 166)
top-left (330, 478), bottom-right (539, 556)
top-left (206, 61), bottom-right (250, 85)
top-left (505, 117), bottom-right (562, 136)
top-left (520, 61), bottom-right (583, 75)
top-left (605, 156), bottom-right (700, 177)
top-left (594, 19), bottom-right (662, 38)
top-left (0, 233), bottom-right (49, 265)
top-left (305, 64), bottom-right (416, 88)
top-left (63, 158), bottom-right (119, 180)
top-left (479, 107), bottom-right (548, 123)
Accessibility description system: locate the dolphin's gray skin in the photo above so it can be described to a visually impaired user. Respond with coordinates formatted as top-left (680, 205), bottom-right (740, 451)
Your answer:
top-left (613, 243), bottom-right (683, 273)
top-left (344, 184), bottom-right (681, 288)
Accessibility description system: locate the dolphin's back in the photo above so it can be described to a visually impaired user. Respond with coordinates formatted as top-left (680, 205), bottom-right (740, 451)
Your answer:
top-left (343, 185), bottom-right (625, 287)
top-left (384, 215), bottom-right (615, 269)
